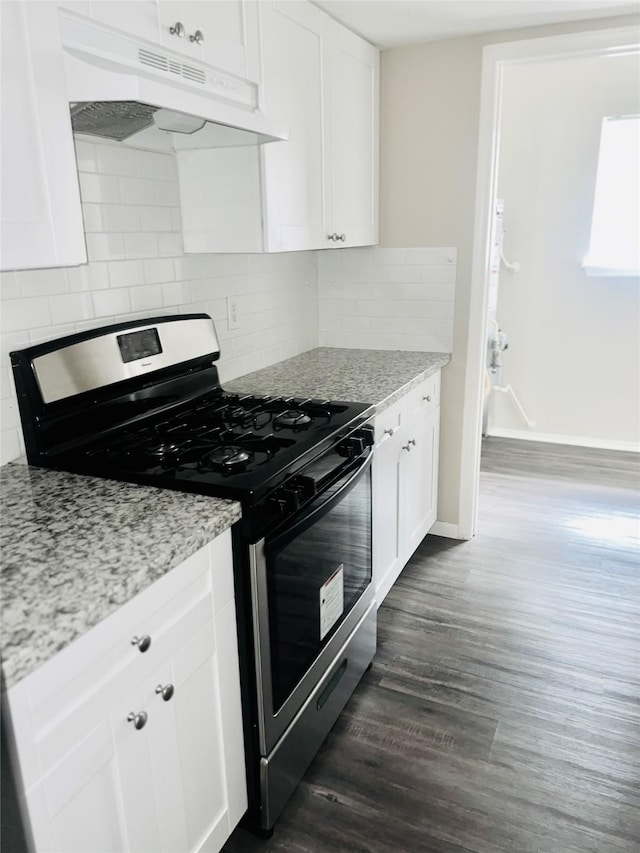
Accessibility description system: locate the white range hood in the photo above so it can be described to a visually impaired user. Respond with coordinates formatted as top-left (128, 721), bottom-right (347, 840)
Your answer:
top-left (60, 10), bottom-right (288, 151)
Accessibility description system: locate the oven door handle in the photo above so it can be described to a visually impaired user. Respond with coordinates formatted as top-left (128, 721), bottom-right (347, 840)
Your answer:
top-left (266, 450), bottom-right (372, 555)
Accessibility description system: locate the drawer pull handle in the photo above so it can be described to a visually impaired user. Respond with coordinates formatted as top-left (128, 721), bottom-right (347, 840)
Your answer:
top-left (127, 711), bottom-right (148, 730)
top-left (383, 427), bottom-right (395, 436)
top-left (423, 394), bottom-right (432, 402)
top-left (131, 635), bottom-right (152, 653)
top-left (155, 683), bottom-right (175, 702)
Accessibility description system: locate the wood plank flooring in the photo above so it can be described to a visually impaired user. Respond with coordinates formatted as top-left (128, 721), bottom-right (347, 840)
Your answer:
top-left (222, 438), bottom-right (640, 853)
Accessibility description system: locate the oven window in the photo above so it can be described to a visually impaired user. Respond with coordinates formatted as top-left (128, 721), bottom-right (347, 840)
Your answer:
top-left (266, 466), bottom-right (371, 713)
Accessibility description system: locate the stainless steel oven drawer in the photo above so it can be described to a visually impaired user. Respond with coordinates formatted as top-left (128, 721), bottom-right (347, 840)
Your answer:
top-left (259, 601), bottom-right (377, 830)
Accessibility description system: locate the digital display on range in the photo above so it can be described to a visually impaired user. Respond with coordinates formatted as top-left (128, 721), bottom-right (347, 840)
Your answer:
top-left (116, 328), bottom-right (163, 363)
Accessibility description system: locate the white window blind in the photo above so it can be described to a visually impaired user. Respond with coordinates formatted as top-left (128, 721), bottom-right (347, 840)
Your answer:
top-left (583, 114), bottom-right (639, 277)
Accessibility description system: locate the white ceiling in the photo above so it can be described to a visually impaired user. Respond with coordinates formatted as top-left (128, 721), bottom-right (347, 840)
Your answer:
top-left (312, 1), bottom-right (640, 48)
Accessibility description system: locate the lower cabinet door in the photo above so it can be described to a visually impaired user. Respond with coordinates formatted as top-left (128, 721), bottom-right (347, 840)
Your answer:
top-left (26, 720), bottom-right (138, 853)
top-left (149, 619), bottom-right (231, 853)
top-left (402, 406), bottom-right (440, 559)
top-left (372, 428), bottom-right (403, 603)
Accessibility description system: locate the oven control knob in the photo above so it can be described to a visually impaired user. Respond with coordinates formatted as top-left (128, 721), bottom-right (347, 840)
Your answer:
top-left (339, 435), bottom-right (366, 458)
top-left (269, 488), bottom-right (300, 514)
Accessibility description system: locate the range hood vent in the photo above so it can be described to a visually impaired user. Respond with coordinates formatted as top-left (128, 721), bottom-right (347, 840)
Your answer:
top-left (137, 49), bottom-right (206, 86)
top-left (70, 101), bottom-right (158, 141)
top-left (60, 10), bottom-right (288, 150)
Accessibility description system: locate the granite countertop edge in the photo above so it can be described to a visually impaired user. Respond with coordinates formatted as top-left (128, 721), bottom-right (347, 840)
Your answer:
top-left (1, 465), bottom-right (241, 690)
top-left (226, 347), bottom-right (451, 414)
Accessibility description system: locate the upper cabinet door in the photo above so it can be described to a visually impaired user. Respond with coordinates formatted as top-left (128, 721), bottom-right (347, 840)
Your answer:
top-left (158, 0), bottom-right (260, 81)
top-left (86, 1), bottom-right (160, 42)
top-left (0, 2), bottom-right (86, 271)
top-left (259, 0), bottom-right (326, 252)
top-left (322, 16), bottom-right (379, 248)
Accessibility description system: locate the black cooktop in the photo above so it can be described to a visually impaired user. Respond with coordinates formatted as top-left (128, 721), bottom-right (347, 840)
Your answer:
top-left (57, 390), bottom-right (372, 504)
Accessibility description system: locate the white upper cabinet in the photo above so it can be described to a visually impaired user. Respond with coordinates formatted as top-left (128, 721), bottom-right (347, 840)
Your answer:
top-left (178, 0), bottom-right (379, 254)
top-left (0, 2), bottom-right (86, 271)
top-left (157, 1), bottom-right (261, 82)
top-left (321, 15), bottom-right (379, 248)
top-left (259, 0), bottom-right (326, 251)
top-left (83, 1), bottom-right (160, 42)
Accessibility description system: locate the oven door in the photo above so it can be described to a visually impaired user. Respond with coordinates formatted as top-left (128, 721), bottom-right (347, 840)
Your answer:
top-left (249, 446), bottom-right (373, 755)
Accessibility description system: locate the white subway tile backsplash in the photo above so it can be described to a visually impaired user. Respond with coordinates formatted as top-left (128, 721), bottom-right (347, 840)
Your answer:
top-left (318, 245), bottom-right (456, 352)
top-left (124, 233), bottom-right (158, 259)
top-left (81, 203), bottom-right (104, 233)
top-left (119, 176), bottom-right (157, 205)
top-left (0, 138), bottom-right (455, 467)
top-left (101, 204), bottom-right (141, 233)
top-left (66, 263), bottom-right (109, 292)
top-left (79, 172), bottom-right (121, 204)
top-left (49, 293), bottom-right (94, 325)
top-left (85, 233), bottom-right (127, 262)
top-left (1, 297), bottom-right (51, 332)
top-left (135, 149), bottom-right (174, 180)
top-left (17, 268), bottom-right (68, 297)
top-left (107, 260), bottom-right (145, 288)
top-left (139, 206), bottom-right (174, 233)
top-left (73, 140), bottom-right (98, 173)
top-left (157, 233), bottom-right (183, 257)
top-left (97, 144), bottom-right (138, 177)
top-left (144, 258), bottom-right (175, 284)
top-left (0, 272), bottom-right (20, 299)
top-left (130, 284), bottom-right (164, 313)
top-left (92, 288), bottom-right (132, 317)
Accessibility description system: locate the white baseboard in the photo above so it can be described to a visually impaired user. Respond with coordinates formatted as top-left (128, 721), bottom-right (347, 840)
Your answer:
top-left (486, 427), bottom-right (640, 454)
top-left (429, 521), bottom-right (467, 540)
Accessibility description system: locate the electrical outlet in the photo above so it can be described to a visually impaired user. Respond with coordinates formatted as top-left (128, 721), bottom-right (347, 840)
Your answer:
top-left (227, 296), bottom-right (240, 330)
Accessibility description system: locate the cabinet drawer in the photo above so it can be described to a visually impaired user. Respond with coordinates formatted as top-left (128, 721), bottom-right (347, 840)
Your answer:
top-left (374, 399), bottom-right (403, 447)
top-left (405, 371), bottom-right (441, 419)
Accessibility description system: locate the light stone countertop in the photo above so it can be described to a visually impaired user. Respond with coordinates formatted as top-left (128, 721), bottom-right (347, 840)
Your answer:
top-left (1, 464), bottom-right (241, 690)
top-left (226, 347), bottom-right (450, 411)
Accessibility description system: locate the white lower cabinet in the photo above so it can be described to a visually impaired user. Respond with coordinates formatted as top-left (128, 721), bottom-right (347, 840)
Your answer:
top-left (5, 530), bottom-right (247, 853)
top-left (373, 371), bottom-right (441, 605)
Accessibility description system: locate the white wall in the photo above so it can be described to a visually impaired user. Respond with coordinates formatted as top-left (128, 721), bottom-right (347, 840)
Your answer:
top-left (379, 12), bottom-right (640, 528)
top-left (0, 138), bottom-right (319, 465)
top-left (318, 247), bottom-right (456, 351)
top-left (489, 53), bottom-right (640, 449)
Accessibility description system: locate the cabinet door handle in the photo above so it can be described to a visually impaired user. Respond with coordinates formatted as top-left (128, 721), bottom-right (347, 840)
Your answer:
top-left (383, 427), bottom-right (395, 436)
top-left (155, 683), bottom-right (175, 702)
top-left (408, 438), bottom-right (416, 446)
top-left (327, 233), bottom-right (336, 241)
top-left (131, 634), bottom-right (151, 653)
top-left (337, 233), bottom-right (346, 242)
top-left (423, 394), bottom-right (432, 402)
top-left (169, 21), bottom-right (185, 37)
top-left (402, 444), bottom-right (411, 452)
top-left (190, 29), bottom-right (204, 44)
top-left (127, 711), bottom-right (148, 730)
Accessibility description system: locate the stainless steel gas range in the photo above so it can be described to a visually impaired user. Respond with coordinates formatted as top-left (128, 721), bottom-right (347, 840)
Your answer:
top-left (11, 314), bottom-right (377, 836)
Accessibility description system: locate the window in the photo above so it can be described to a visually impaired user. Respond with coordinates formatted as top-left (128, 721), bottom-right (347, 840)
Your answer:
top-left (583, 115), bottom-right (639, 277)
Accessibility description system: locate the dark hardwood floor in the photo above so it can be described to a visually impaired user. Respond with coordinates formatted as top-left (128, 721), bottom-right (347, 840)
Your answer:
top-left (223, 437), bottom-right (640, 853)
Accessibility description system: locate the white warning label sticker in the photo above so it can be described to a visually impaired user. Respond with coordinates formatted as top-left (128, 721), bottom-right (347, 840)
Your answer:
top-left (320, 563), bottom-right (344, 641)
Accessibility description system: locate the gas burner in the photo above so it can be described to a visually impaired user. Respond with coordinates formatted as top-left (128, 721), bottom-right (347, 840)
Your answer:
top-left (201, 445), bottom-right (254, 472)
top-left (273, 409), bottom-right (312, 429)
top-left (140, 440), bottom-right (186, 459)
